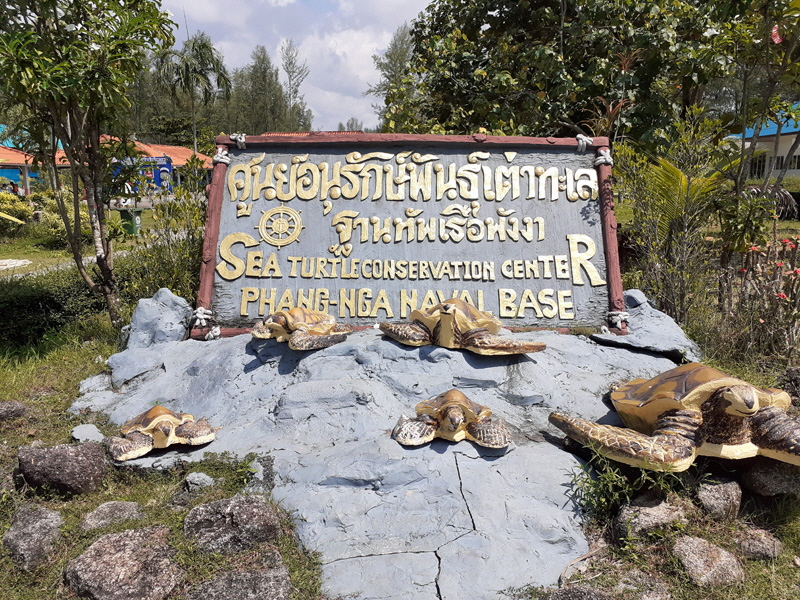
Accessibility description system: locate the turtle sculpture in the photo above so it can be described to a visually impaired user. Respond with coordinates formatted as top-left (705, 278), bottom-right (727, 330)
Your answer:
top-left (392, 389), bottom-right (512, 448)
top-left (379, 298), bottom-right (546, 356)
top-left (549, 362), bottom-right (800, 471)
top-left (252, 307), bottom-right (352, 350)
top-left (105, 406), bottom-right (216, 461)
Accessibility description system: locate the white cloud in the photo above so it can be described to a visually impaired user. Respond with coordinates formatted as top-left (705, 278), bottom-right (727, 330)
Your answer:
top-left (161, 0), bottom-right (431, 129)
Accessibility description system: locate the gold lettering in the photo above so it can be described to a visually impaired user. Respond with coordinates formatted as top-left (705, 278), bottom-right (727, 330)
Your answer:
top-left (555, 255), bottom-right (570, 279)
top-left (567, 234), bottom-right (606, 286)
top-left (499, 288), bottom-right (517, 318)
top-left (259, 288), bottom-right (277, 316)
top-left (216, 232), bottom-right (259, 280)
top-left (400, 289), bottom-right (417, 317)
top-left (357, 289), bottom-right (372, 317)
top-left (517, 289), bottom-right (544, 318)
top-left (245, 251), bottom-right (264, 277)
top-left (557, 290), bottom-right (575, 319)
top-left (340, 288), bottom-right (356, 317)
top-left (370, 289), bottom-right (393, 318)
top-left (240, 287), bottom-right (259, 316)
top-left (538, 289), bottom-right (558, 318)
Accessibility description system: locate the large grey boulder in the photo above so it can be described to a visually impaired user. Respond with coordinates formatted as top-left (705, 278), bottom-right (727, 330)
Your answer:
top-left (184, 494), bottom-right (281, 553)
top-left (3, 503), bottom-right (63, 571)
top-left (64, 526), bottom-right (183, 600)
top-left (16, 442), bottom-right (107, 495)
top-left (591, 289), bottom-right (702, 362)
top-left (123, 288), bottom-right (192, 350)
top-left (71, 288), bottom-right (696, 599)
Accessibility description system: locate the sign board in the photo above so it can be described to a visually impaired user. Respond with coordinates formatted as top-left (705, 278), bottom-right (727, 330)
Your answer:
top-left (199, 133), bottom-right (623, 330)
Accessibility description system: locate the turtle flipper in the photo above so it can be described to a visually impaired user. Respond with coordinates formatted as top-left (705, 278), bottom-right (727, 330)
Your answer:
top-left (288, 330), bottom-right (348, 351)
top-left (751, 407), bottom-right (800, 465)
top-left (105, 431), bottom-right (154, 461)
top-left (466, 417), bottom-right (511, 448)
top-left (548, 412), bottom-right (698, 471)
top-left (392, 415), bottom-right (438, 446)
top-left (174, 417), bottom-right (216, 446)
top-left (461, 328), bottom-right (546, 356)
top-left (379, 321), bottom-right (432, 347)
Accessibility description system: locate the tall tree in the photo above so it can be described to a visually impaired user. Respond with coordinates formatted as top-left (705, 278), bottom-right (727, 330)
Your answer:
top-left (0, 0), bottom-right (174, 325)
top-left (280, 39), bottom-right (312, 131)
top-left (156, 31), bottom-right (231, 153)
top-left (337, 117), bottom-right (363, 131)
top-left (383, 0), bottom-right (741, 138)
top-left (226, 45), bottom-right (289, 135)
top-left (366, 23), bottom-right (414, 128)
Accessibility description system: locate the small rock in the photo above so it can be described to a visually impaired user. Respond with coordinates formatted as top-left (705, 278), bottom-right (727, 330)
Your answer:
top-left (794, 556), bottom-right (800, 568)
top-left (740, 457), bottom-right (800, 497)
top-left (184, 472), bottom-right (215, 493)
top-left (64, 526), bottom-right (183, 600)
top-left (184, 494), bottom-right (281, 554)
top-left (615, 498), bottom-right (686, 540)
top-left (672, 536), bottom-right (744, 587)
top-left (0, 401), bottom-right (27, 420)
top-left (3, 503), bottom-right (63, 571)
top-left (16, 442), bottom-right (107, 495)
top-left (542, 586), bottom-right (610, 600)
top-left (187, 564), bottom-right (291, 600)
top-left (738, 528), bottom-right (783, 560)
top-left (696, 479), bottom-right (741, 520)
top-left (242, 455), bottom-right (275, 495)
top-left (81, 501), bottom-right (146, 531)
top-left (72, 424), bottom-right (105, 443)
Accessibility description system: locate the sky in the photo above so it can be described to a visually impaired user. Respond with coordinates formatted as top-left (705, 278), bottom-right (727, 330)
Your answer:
top-left (161, 0), bottom-right (432, 132)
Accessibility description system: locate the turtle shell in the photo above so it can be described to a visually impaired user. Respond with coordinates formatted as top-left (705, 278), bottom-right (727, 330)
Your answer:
top-left (255, 308), bottom-right (337, 341)
top-left (410, 298), bottom-right (502, 336)
top-left (120, 405), bottom-right (193, 436)
top-left (415, 389), bottom-right (492, 424)
top-left (612, 363), bottom-right (790, 435)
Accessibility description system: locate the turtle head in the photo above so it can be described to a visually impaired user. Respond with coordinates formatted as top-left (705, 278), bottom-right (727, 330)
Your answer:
top-left (721, 385), bottom-right (759, 416)
top-left (259, 314), bottom-right (291, 340)
top-left (442, 405), bottom-right (466, 432)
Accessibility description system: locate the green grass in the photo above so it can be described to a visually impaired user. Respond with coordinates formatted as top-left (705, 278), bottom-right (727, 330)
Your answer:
top-left (0, 317), bottom-right (323, 600)
top-left (0, 209), bottom-right (157, 277)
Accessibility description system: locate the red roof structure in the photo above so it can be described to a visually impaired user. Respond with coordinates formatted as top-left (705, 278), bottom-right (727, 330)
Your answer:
top-left (0, 146), bottom-right (35, 166)
top-left (54, 137), bottom-right (212, 169)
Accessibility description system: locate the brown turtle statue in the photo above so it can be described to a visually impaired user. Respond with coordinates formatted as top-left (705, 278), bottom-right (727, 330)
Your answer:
top-left (549, 362), bottom-right (800, 471)
top-left (105, 406), bottom-right (216, 461)
top-left (252, 307), bottom-right (352, 350)
top-left (392, 389), bottom-right (511, 448)
top-left (379, 298), bottom-right (545, 355)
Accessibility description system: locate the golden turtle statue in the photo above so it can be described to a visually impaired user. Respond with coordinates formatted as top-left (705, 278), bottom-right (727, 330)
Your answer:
top-left (252, 307), bottom-right (352, 350)
top-left (379, 298), bottom-right (545, 356)
top-left (105, 406), bottom-right (216, 461)
top-left (392, 389), bottom-right (511, 448)
top-left (549, 363), bottom-right (800, 471)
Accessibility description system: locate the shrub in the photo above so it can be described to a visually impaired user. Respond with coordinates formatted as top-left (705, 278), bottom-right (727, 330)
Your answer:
top-left (116, 185), bottom-right (206, 307)
top-left (0, 267), bottom-right (107, 348)
top-left (0, 191), bottom-right (33, 237)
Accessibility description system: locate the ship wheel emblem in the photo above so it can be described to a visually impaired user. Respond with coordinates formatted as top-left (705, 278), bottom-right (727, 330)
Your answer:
top-left (256, 206), bottom-right (303, 247)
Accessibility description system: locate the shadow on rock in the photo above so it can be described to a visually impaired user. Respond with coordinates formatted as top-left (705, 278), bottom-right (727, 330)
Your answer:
top-left (246, 338), bottom-right (304, 375)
